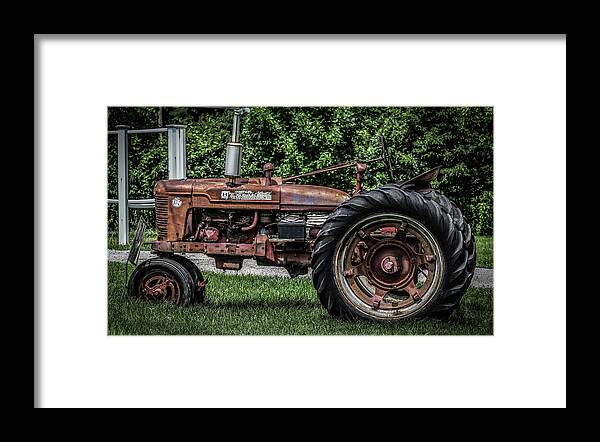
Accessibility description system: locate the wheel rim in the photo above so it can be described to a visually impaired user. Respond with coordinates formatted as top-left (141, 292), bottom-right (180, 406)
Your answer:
top-left (333, 213), bottom-right (444, 319)
top-left (139, 271), bottom-right (181, 304)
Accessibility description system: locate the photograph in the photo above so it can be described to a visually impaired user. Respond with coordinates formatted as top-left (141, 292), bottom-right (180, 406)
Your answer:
top-left (36, 34), bottom-right (565, 408)
top-left (107, 106), bottom-right (493, 335)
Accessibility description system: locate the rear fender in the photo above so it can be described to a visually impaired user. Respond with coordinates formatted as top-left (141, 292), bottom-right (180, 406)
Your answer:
top-left (398, 166), bottom-right (442, 191)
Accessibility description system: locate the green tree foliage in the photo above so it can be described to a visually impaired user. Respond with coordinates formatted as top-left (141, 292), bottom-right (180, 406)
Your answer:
top-left (108, 107), bottom-right (493, 235)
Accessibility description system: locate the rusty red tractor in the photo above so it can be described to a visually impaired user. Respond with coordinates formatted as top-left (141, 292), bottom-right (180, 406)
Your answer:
top-left (128, 108), bottom-right (476, 321)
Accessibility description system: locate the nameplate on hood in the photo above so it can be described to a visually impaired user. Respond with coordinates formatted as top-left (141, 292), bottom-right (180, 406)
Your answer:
top-left (220, 190), bottom-right (273, 201)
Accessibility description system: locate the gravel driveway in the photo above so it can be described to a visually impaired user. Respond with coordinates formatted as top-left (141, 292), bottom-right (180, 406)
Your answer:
top-left (108, 249), bottom-right (493, 288)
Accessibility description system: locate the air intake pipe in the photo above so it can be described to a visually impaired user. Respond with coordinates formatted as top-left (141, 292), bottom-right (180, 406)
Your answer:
top-left (224, 108), bottom-right (246, 179)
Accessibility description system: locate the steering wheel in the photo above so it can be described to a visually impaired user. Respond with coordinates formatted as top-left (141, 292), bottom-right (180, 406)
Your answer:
top-left (379, 135), bottom-right (396, 182)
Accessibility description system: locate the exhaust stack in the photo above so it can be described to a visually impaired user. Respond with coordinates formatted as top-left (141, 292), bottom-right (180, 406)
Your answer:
top-left (224, 109), bottom-right (244, 179)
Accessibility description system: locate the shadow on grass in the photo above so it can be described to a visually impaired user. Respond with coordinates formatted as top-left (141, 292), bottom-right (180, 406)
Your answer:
top-left (203, 298), bottom-right (315, 309)
top-left (108, 261), bottom-right (493, 335)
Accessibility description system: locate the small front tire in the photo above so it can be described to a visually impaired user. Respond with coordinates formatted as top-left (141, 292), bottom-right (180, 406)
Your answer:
top-left (127, 257), bottom-right (195, 307)
top-left (168, 254), bottom-right (206, 304)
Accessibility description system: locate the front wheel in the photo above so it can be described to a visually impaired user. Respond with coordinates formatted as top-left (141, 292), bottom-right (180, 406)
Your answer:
top-left (311, 185), bottom-right (476, 321)
top-left (127, 257), bottom-right (195, 307)
top-left (168, 254), bottom-right (207, 304)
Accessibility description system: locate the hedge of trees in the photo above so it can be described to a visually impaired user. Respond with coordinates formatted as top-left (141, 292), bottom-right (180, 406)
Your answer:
top-left (108, 107), bottom-right (493, 235)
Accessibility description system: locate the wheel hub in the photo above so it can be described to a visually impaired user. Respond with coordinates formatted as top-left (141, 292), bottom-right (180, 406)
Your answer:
top-left (381, 256), bottom-right (399, 274)
top-left (140, 273), bottom-right (180, 304)
top-left (366, 241), bottom-right (416, 290)
top-left (336, 214), bottom-right (441, 317)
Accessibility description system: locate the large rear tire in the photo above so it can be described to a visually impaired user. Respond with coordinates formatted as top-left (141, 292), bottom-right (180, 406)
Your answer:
top-left (311, 185), bottom-right (475, 321)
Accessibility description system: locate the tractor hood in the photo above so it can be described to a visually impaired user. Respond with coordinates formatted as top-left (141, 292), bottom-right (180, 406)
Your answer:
top-left (154, 178), bottom-right (349, 212)
top-left (154, 179), bottom-right (195, 195)
top-left (279, 184), bottom-right (349, 209)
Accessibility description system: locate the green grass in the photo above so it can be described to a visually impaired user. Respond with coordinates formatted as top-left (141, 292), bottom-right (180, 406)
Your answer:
top-left (108, 261), bottom-right (493, 335)
top-left (475, 236), bottom-right (493, 268)
top-left (108, 230), bottom-right (494, 269)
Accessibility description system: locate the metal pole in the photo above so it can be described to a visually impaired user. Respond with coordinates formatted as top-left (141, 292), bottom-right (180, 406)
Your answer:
top-left (167, 124), bottom-right (186, 179)
top-left (116, 125), bottom-right (129, 245)
top-left (108, 198), bottom-right (155, 209)
top-left (180, 125), bottom-right (186, 178)
top-left (158, 107), bottom-right (163, 142)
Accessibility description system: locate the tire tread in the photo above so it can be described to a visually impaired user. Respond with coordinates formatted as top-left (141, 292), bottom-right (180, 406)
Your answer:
top-left (311, 185), bottom-right (476, 321)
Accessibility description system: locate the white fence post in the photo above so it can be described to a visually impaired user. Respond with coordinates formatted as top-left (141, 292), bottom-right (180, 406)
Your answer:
top-left (109, 124), bottom-right (187, 247)
top-left (116, 125), bottom-right (129, 245)
top-left (167, 124), bottom-right (187, 179)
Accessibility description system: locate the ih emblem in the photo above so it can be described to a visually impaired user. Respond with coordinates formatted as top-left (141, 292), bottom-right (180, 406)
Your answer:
top-left (221, 190), bottom-right (272, 201)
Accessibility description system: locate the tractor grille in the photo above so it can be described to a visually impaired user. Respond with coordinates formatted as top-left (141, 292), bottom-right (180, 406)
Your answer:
top-left (155, 195), bottom-right (169, 240)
